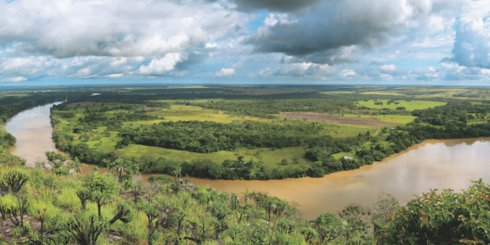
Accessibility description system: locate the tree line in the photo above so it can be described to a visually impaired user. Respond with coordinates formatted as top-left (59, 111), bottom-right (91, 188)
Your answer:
top-left (118, 121), bottom-right (324, 153)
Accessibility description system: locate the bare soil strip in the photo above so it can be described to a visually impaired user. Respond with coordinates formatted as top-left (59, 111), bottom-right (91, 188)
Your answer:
top-left (280, 112), bottom-right (395, 127)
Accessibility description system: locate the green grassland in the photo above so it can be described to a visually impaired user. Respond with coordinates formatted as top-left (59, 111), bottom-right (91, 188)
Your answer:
top-left (390, 87), bottom-right (490, 101)
top-left (358, 91), bottom-right (407, 96)
top-left (50, 86), bottom-right (490, 179)
top-left (53, 102), bottom-right (381, 171)
top-left (53, 94), bottom-right (432, 174)
top-left (320, 122), bottom-right (378, 137)
top-left (331, 151), bottom-right (355, 160)
top-left (323, 87), bottom-right (490, 101)
top-left (72, 121), bottom-right (373, 169)
top-left (138, 104), bottom-right (269, 124)
top-left (356, 99), bottom-right (446, 111)
top-left (467, 113), bottom-right (490, 125)
top-left (119, 144), bottom-right (310, 168)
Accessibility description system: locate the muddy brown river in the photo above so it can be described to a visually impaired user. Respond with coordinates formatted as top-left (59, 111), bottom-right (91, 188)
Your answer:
top-left (5, 104), bottom-right (490, 219)
top-left (5, 103), bottom-right (61, 167)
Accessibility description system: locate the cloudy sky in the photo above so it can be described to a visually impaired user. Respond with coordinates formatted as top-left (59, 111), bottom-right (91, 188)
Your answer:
top-left (0, 0), bottom-right (489, 85)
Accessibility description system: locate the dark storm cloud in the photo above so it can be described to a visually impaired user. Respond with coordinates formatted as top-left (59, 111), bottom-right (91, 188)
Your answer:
top-left (250, 0), bottom-right (459, 64)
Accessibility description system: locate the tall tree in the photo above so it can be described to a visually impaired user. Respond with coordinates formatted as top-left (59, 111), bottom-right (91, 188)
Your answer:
top-left (82, 174), bottom-right (117, 218)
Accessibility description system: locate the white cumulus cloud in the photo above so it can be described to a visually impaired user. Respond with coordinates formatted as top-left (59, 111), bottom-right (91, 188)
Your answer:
top-left (216, 68), bottom-right (235, 77)
top-left (139, 53), bottom-right (185, 75)
top-left (452, 17), bottom-right (490, 68)
top-left (0, 0), bottom-right (246, 80)
top-left (0, 0), bottom-right (243, 58)
top-left (6, 76), bottom-right (27, 82)
top-left (340, 69), bottom-right (356, 78)
top-left (381, 64), bottom-right (397, 72)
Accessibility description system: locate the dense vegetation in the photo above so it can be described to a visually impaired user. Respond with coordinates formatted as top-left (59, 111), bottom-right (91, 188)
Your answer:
top-left (0, 151), bottom-right (488, 244)
top-left (48, 86), bottom-right (490, 179)
top-left (119, 121), bottom-right (324, 153)
top-left (185, 98), bottom-right (355, 118)
top-left (0, 86), bottom-right (489, 244)
top-left (308, 101), bottom-right (490, 175)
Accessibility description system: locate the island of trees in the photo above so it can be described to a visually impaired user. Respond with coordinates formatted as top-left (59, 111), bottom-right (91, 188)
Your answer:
top-left (46, 86), bottom-right (490, 179)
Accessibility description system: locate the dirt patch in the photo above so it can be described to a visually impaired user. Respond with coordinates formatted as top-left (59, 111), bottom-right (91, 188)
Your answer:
top-left (280, 112), bottom-right (395, 127)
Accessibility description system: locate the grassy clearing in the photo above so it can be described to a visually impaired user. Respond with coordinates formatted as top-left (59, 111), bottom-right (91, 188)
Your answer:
top-left (467, 113), bottom-right (490, 125)
top-left (85, 132), bottom-right (119, 152)
top-left (126, 104), bottom-right (269, 126)
top-left (73, 121), bottom-right (370, 167)
top-left (0, 123), bottom-right (6, 134)
top-left (279, 112), bottom-right (394, 127)
top-left (393, 88), bottom-right (489, 100)
top-left (118, 144), bottom-right (311, 169)
top-left (356, 99), bottom-right (446, 111)
top-left (320, 122), bottom-right (378, 138)
top-left (359, 91), bottom-right (406, 96)
top-left (331, 151), bottom-right (355, 160)
top-left (319, 91), bottom-right (356, 95)
top-left (321, 87), bottom-right (490, 101)
top-left (156, 105), bottom-right (269, 122)
top-left (452, 90), bottom-right (490, 101)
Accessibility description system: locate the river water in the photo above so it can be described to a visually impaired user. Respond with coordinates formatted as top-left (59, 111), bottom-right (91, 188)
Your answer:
top-left (5, 104), bottom-right (490, 219)
top-left (5, 103), bottom-right (61, 167)
top-left (191, 138), bottom-right (490, 218)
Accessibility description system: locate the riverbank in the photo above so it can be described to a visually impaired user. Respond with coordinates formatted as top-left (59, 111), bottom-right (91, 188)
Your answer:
top-left (4, 104), bottom-right (490, 219)
top-left (189, 138), bottom-right (490, 218)
top-left (5, 103), bottom-right (61, 166)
